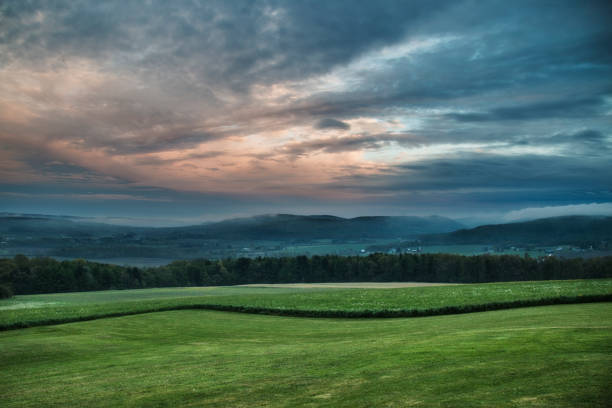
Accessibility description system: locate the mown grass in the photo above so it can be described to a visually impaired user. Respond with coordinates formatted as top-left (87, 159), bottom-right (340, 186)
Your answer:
top-left (0, 285), bottom-right (312, 307)
top-left (1, 303), bottom-right (611, 407)
top-left (1, 279), bottom-right (611, 330)
top-left (0, 286), bottom-right (316, 330)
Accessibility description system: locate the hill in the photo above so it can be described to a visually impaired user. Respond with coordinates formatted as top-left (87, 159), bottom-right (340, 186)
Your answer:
top-left (0, 214), bottom-right (135, 238)
top-left (4, 213), bottom-right (610, 260)
top-left (0, 213), bottom-right (463, 260)
top-left (0, 213), bottom-right (462, 241)
top-left (422, 215), bottom-right (612, 246)
top-left (2, 303), bottom-right (610, 407)
top-left (167, 214), bottom-right (464, 241)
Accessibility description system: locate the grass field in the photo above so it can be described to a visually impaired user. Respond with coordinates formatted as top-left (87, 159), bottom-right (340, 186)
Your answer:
top-left (0, 286), bottom-right (316, 329)
top-left (1, 303), bottom-right (610, 407)
top-left (1, 279), bottom-right (611, 330)
top-left (241, 282), bottom-right (460, 288)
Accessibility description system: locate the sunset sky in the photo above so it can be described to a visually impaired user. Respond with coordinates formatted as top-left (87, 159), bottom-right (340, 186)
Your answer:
top-left (1, 0), bottom-right (611, 225)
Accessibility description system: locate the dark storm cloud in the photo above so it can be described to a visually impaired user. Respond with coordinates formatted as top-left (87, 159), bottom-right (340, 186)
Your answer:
top-left (445, 97), bottom-right (606, 122)
top-left (0, 0), bottom-right (453, 89)
top-left (569, 129), bottom-right (608, 143)
top-left (0, 0), bottom-right (460, 157)
top-left (327, 153), bottom-right (612, 203)
top-left (2, 0), bottom-right (610, 131)
top-left (396, 155), bottom-right (611, 191)
top-left (315, 119), bottom-right (350, 130)
top-left (528, 129), bottom-right (611, 155)
top-left (255, 29), bottom-right (612, 130)
top-left (1, 0), bottom-right (612, 219)
top-left (271, 1), bottom-right (612, 127)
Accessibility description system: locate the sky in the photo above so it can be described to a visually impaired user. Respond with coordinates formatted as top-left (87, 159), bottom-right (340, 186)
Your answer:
top-left (0, 0), bottom-right (611, 226)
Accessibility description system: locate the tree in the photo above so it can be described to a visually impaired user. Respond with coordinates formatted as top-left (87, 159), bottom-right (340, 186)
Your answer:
top-left (0, 258), bottom-right (14, 298)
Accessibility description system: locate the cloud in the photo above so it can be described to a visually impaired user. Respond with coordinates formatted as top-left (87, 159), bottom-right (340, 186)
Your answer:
top-left (445, 97), bottom-right (606, 122)
top-left (525, 129), bottom-right (610, 156)
top-left (0, 192), bottom-right (173, 202)
top-left (134, 151), bottom-right (225, 166)
top-left (315, 118), bottom-right (350, 130)
top-left (1, 0), bottom-right (611, 219)
top-left (503, 203), bottom-right (612, 222)
top-left (326, 152), bottom-right (612, 198)
top-left (280, 133), bottom-right (423, 156)
top-left (0, 0), bottom-right (454, 90)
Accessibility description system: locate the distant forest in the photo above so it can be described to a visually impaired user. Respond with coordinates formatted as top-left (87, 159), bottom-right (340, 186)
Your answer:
top-left (1, 253), bottom-right (611, 297)
top-left (2, 214), bottom-right (610, 262)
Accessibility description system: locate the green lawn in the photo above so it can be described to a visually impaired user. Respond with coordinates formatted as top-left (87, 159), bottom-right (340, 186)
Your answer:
top-left (0, 285), bottom-right (312, 307)
top-left (2, 279), bottom-right (611, 329)
top-left (1, 303), bottom-right (610, 407)
top-left (0, 286), bottom-right (317, 329)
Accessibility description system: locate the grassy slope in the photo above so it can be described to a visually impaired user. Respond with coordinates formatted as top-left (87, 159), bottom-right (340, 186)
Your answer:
top-left (0, 286), bottom-right (316, 329)
top-left (1, 279), bottom-right (611, 329)
top-left (1, 303), bottom-right (610, 407)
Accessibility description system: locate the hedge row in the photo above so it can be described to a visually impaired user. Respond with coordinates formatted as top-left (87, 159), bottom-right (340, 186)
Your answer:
top-left (2, 294), bottom-right (610, 331)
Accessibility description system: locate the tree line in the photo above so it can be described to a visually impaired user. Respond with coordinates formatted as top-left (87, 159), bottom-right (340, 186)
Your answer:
top-left (1, 253), bottom-right (611, 297)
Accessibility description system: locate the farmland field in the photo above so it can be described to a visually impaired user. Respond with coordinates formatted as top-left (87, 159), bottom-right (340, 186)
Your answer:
top-left (240, 281), bottom-right (460, 288)
top-left (1, 279), bottom-right (611, 330)
top-left (1, 303), bottom-right (611, 407)
top-left (0, 279), bottom-right (612, 329)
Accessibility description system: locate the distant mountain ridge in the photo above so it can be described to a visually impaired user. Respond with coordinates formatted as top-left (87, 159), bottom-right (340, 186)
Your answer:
top-left (2, 213), bottom-right (610, 261)
top-left (0, 213), bottom-right (463, 240)
top-left (0, 214), bottom-right (136, 237)
top-left (171, 214), bottom-right (464, 240)
top-left (421, 215), bottom-right (612, 246)
top-left (3, 213), bottom-right (610, 245)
